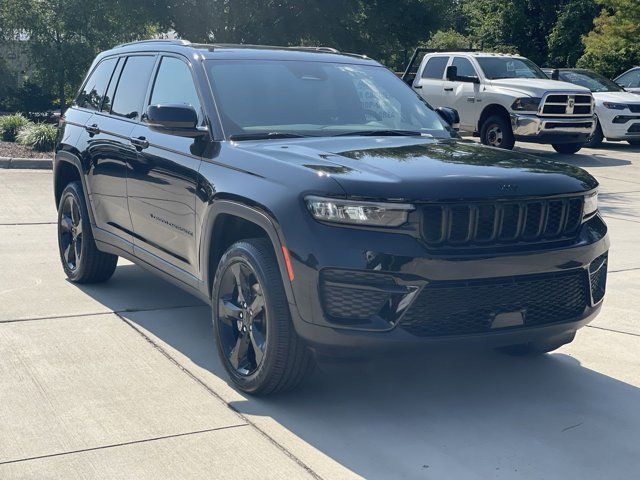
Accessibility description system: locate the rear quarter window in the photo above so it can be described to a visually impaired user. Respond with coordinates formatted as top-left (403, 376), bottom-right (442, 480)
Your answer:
top-left (421, 57), bottom-right (449, 80)
top-left (75, 57), bottom-right (118, 111)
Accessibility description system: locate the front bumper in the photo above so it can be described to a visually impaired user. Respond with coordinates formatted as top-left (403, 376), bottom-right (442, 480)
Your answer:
top-left (287, 214), bottom-right (609, 354)
top-left (597, 107), bottom-right (640, 140)
top-left (510, 113), bottom-right (595, 144)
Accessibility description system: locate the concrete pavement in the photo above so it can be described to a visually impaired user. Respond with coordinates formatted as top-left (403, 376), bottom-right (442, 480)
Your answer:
top-left (1, 140), bottom-right (640, 479)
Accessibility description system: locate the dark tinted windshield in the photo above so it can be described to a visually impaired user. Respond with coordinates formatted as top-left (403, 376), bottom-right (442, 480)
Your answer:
top-left (206, 60), bottom-right (451, 138)
top-left (477, 57), bottom-right (547, 80)
top-left (559, 70), bottom-right (623, 92)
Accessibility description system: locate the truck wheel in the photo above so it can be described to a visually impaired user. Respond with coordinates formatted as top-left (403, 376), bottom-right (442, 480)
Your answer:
top-left (496, 331), bottom-right (576, 356)
top-left (212, 238), bottom-right (315, 395)
top-left (584, 120), bottom-right (603, 148)
top-left (552, 143), bottom-right (583, 154)
top-left (480, 115), bottom-right (515, 150)
top-left (57, 181), bottom-right (118, 283)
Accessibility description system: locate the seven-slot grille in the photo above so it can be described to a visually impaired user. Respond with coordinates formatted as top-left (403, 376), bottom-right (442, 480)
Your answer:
top-left (422, 196), bottom-right (583, 249)
top-left (628, 104), bottom-right (640, 113)
top-left (540, 94), bottom-right (593, 116)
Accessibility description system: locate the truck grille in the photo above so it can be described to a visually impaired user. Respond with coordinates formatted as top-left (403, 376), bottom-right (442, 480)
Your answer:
top-left (398, 270), bottom-right (589, 337)
top-left (421, 196), bottom-right (583, 249)
top-left (628, 104), bottom-right (640, 113)
top-left (540, 94), bottom-right (593, 117)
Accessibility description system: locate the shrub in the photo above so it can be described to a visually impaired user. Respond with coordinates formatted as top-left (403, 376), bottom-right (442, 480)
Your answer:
top-left (16, 123), bottom-right (58, 152)
top-left (0, 114), bottom-right (30, 142)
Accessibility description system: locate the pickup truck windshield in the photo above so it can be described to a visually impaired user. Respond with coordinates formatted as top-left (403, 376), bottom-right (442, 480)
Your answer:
top-left (559, 70), bottom-right (623, 93)
top-left (477, 57), bottom-right (547, 80)
top-left (206, 60), bottom-right (451, 139)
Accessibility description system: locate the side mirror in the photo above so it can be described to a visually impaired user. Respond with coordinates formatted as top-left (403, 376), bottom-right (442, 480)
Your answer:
top-left (445, 65), bottom-right (458, 81)
top-left (551, 69), bottom-right (560, 80)
top-left (436, 107), bottom-right (460, 130)
top-left (145, 104), bottom-right (205, 137)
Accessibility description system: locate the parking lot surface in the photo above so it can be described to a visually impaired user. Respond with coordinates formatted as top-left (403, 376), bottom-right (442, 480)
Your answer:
top-left (1, 141), bottom-right (639, 479)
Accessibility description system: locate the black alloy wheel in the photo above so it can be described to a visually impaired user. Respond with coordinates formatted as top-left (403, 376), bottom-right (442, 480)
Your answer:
top-left (217, 261), bottom-right (267, 375)
top-left (212, 238), bottom-right (314, 395)
top-left (59, 193), bottom-right (83, 272)
top-left (57, 181), bottom-right (118, 283)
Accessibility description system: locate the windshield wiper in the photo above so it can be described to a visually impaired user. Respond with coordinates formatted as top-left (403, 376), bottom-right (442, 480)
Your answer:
top-left (229, 132), bottom-right (311, 141)
top-left (333, 129), bottom-right (426, 137)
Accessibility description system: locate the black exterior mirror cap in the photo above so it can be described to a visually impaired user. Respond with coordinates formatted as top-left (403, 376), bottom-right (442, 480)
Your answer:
top-left (436, 107), bottom-right (460, 129)
top-left (445, 65), bottom-right (479, 83)
top-left (145, 104), bottom-right (207, 137)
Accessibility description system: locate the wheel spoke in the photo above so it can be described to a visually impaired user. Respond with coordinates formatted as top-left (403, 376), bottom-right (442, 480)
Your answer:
top-left (218, 296), bottom-right (242, 325)
top-left (249, 293), bottom-right (265, 318)
top-left (230, 263), bottom-right (247, 304)
top-left (75, 219), bottom-right (83, 236)
top-left (249, 330), bottom-right (265, 366)
top-left (63, 243), bottom-right (72, 264)
top-left (60, 215), bottom-right (73, 233)
top-left (73, 238), bottom-right (81, 263)
top-left (71, 199), bottom-right (80, 225)
top-left (229, 333), bottom-right (251, 370)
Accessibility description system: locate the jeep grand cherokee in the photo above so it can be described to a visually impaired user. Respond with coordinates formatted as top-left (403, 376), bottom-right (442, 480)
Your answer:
top-left (54, 40), bottom-right (609, 395)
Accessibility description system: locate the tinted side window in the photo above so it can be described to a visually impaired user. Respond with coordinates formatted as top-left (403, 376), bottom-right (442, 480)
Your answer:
top-left (75, 57), bottom-right (118, 110)
top-left (149, 57), bottom-right (202, 122)
top-left (111, 56), bottom-right (156, 120)
top-left (422, 57), bottom-right (449, 79)
top-left (101, 58), bottom-right (123, 113)
top-left (452, 57), bottom-right (477, 78)
top-left (620, 70), bottom-right (640, 88)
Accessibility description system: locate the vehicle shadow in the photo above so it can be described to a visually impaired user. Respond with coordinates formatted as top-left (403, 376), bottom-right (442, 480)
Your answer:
top-left (95, 264), bottom-right (640, 480)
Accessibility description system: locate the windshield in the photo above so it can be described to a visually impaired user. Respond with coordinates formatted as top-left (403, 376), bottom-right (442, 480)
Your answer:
top-left (477, 57), bottom-right (547, 80)
top-left (559, 70), bottom-right (623, 93)
top-left (205, 60), bottom-right (451, 139)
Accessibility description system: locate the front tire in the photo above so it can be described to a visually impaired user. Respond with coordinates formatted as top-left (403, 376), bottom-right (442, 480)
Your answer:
top-left (496, 331), bottom-right (576, 356)
top-left (480, 115), bottom-right (515, 150)
top-left (552, 143), bottom-right (584, 154)
top-left (584, 120), bottom-right (603, 148)
top-left (57, 181), bottom-right (118, 283)
top-left (212, 238), bottom-right (314, 395)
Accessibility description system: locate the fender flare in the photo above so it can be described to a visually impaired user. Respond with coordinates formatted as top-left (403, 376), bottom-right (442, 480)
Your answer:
top-left (53, 151), bottom-right (96, 225)
top-left (198, 199), bottom-right (295, 303)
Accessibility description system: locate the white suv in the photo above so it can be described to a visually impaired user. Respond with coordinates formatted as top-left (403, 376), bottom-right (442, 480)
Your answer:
top-left (543, 68), bottom-right (640, 147)
top-left (406, 52), bottom-right (596, 154)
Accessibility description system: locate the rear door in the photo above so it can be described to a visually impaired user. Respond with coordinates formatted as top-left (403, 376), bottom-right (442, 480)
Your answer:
top-left (444, 56), bottom-right (482, 131)
top-left (413, 56), bottom-right (449, 108)
top-left (127, 54), bottom-right (204, 278)
top-left (75, 56), bottom-right (136, 245)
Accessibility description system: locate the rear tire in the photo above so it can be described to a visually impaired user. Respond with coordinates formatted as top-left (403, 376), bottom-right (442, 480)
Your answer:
top-left (212, 238), bottom-right (314, 395)
top-left (584, 121), bottom-right (603, 148)
top-left (552, 143), bottom-right (583, 154)
top-left (57, 181), bottom-right (118, 283)
top-left (496, 331), bottom-right (576, 356)
top-left (480, 115), bottom-right (515, 150)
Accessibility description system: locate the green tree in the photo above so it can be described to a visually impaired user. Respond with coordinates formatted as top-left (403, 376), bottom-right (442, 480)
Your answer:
top-left (547, 0), bottom-right (599, 68)
top-left (578, 0), bottom-right (640, 77)
top-left (425, 29), bottom-right (472, 50)
top-left (0, 0), bottom-right (169, 110)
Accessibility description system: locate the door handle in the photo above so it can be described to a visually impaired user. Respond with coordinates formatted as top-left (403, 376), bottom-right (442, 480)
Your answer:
top-left (414, 85), bottom-right (423, 89)
top-left (130, 136), bottom-right (149, 150)
top-left (85, 124), bottom-right (100, 135)
top-left (444, 87), bottom-right (454, 92)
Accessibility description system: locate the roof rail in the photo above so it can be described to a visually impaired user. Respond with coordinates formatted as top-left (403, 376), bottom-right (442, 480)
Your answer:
top-left (292, 46), bottom-right (340, 54)
top-left (116, 38), bottom-right (192, 48)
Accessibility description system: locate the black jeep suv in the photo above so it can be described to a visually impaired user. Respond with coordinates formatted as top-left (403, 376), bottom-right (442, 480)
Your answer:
top-left (54, 40), bottom-right (609, 395)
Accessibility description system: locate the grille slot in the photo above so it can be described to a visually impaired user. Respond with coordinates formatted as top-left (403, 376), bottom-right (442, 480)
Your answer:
top-left (589, 253), bottom-right (607, 304)
top-left (399, 270), bottom-right (590, 337)
top-left (421, 197), bottom-right (583, 250)
top-left (629, 104), bottom-right (640, 113)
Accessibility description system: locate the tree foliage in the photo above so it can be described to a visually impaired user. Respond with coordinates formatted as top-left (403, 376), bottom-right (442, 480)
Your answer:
top-left (578, 0), bottom-right (640, 77)
top-left (547, 0), bottom-right (599, 68)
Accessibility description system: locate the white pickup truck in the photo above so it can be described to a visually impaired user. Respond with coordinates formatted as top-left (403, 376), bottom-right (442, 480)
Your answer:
top-left (403, 51), bottom-right (596, 154)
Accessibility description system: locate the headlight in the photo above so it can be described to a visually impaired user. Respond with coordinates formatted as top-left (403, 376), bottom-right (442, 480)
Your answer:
top-left (603, 102), bottom-right (627, 110)
top-left (305, 196), bottom-right (414, 227)
top-left (511, 97), bottom-right (542, 112)
top-left (584, 192), bottom-right (598, 218)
